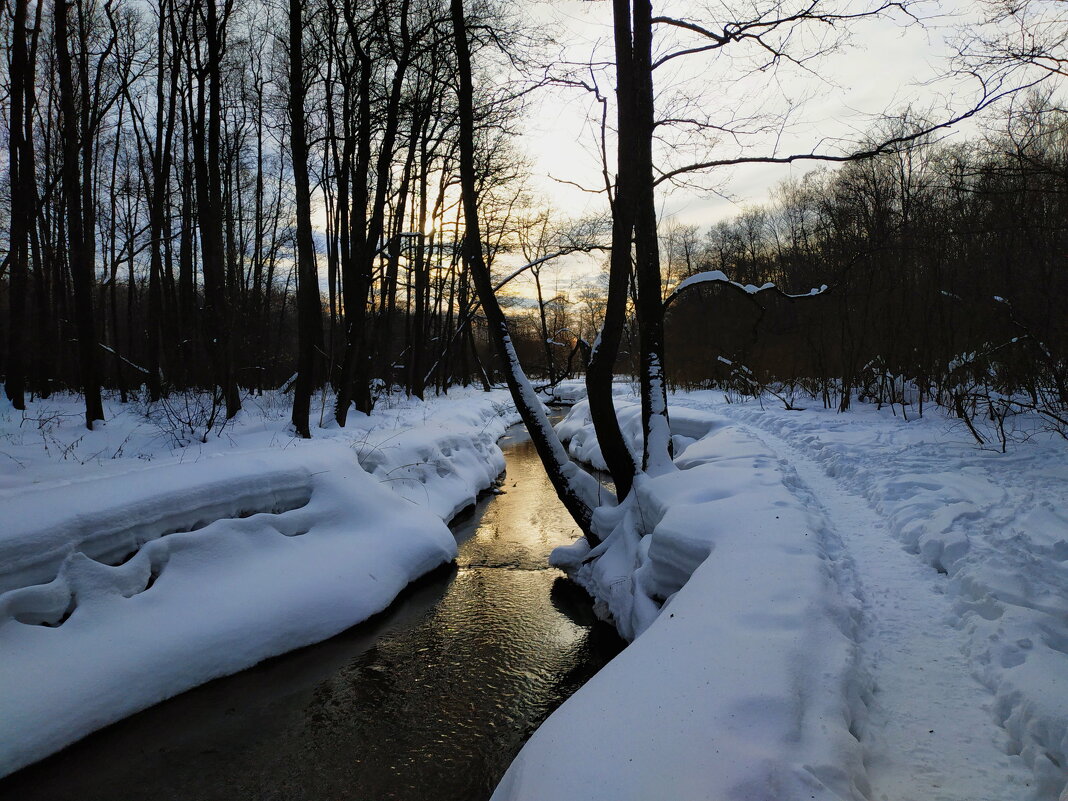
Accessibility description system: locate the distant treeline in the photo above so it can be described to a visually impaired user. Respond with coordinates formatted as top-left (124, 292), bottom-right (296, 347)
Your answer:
top-left (664, 98), bottom-right (1068, 440)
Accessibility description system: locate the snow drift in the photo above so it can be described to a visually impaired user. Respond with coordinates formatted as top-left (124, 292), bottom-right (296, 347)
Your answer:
top-left (495, 398), bottom-right (870, 801)
top-left (0, 391), bottom-right (517, 778)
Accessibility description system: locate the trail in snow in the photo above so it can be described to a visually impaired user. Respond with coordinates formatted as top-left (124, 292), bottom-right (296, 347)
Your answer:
top-left (732, 419), bottom-right (1036, 801)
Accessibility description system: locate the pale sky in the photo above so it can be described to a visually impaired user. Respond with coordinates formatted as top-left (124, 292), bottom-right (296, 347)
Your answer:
top-left (518, 0), bottom-right (994, 228)
top-left (316, 1), bottom-right (1012, 301)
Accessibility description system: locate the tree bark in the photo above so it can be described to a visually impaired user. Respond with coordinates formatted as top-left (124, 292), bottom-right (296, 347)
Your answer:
top-left (289, 0), bottom-right (324, 438)
top-left (5, 0), bottom-right (30, 409)
top-left (193, 0), bottom-right (241, 419)
top-left (583, 0), bottom-right (643, 499)
top-left (450, 0), bottom-right (598, 539)
top-left (630, 0), bottom-right (672, 473)
top-left (56, 0), bottom-right (104, 428)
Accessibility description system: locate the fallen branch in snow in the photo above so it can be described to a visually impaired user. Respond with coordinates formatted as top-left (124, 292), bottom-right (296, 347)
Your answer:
top-left (663, 270), bottom-right (828, 311)
top-left (98, 343), bottom-right (152, 376)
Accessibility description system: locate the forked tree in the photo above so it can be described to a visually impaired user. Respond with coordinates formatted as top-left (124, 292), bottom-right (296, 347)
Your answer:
top-left (450, 0), bottom-right (1031, 543)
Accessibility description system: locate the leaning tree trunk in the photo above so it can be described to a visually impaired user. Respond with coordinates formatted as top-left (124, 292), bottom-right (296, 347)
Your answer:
top-left (450, 0), bottom-right (599, 541)
top-left (581, 0), bottom-right (644, 500)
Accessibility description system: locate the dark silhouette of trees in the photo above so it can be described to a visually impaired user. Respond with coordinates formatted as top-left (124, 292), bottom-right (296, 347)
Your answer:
top-left (0, 0), bottom-right (548, 435)
top-left (56, 0), bottom-right (104, 428)
top-left (0, 0), bottom-right (1057, 456)
top-left (288, 0), bottom-right (323, 438)
top-left (663, 97), bottom-right (1068, 441)
top-left (5, 0), bottom-right (31, 410)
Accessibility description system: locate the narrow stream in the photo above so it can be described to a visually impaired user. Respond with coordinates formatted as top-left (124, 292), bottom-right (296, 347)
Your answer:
top-left (1, 418), bottom-right (623, 801)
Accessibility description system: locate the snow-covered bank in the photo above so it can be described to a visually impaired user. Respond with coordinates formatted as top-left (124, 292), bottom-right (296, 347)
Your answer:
top-left (0, 390), bottom-right (517, 777)
top-left (497, 398), bottom-right (871, 800)
top-left (712, 396), bottom-right (1068, 800)
top-left (496, 388), bottom-right (1068, 801)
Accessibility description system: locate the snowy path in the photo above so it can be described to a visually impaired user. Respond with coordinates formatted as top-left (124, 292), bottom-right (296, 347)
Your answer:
top-left (486, 387), bottom-right (1067, 800)
top-left (735, 419), bottom-right (1035, 801)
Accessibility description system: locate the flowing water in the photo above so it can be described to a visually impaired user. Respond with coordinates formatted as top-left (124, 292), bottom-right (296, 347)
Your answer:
top-left (2, 419), bottom-right (623, 801)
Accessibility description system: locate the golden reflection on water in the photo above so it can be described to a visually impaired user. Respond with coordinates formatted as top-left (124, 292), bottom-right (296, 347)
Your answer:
top-left (2, 419), bottom-right (623, 801)
top-left (457, 435), bottom-right (583, 571)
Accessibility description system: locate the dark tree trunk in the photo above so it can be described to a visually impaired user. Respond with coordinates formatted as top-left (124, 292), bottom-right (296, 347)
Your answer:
top-left (288, 0), bottom-right (324, 438)
top-left (145, 0), bottom-right (178, 401)
top-left (450, 0), bottom-right (597, 540)
top-left (629, 0), bottom-right (672, 472)
top-left (583, 0), bottom-right (643, 499)
top-left (533, 269), bottom-right (556, 384)
top-left (333, 9), bottom-right (374, 426)
top-left (56, 0), bottom-right (104, 428)
top-left (5, 0), bottom-right (30, 409)
top-left (193, 0), bottom-right (240, 418)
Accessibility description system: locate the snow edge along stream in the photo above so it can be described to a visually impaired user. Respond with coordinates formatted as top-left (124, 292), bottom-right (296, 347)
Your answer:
top-left (493, 399), bottom-right (872, 801)
top-left (0, 393), bottom-right (519, 778)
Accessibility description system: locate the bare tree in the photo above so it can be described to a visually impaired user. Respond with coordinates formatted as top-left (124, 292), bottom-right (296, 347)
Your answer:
top-left (5, 0), bottom-right (32, 409)
top-left (288, 0), bottom-right (324, 437)
top-left (56, 0), bottom-right (105, 428)
top-left (450, 0), bottom-right (602, 537)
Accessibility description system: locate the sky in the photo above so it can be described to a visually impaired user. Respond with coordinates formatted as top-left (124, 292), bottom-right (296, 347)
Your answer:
top-left (516, 0), bottom-right (993, 229)
top-left (315, 1), bottom-right (1010, 302)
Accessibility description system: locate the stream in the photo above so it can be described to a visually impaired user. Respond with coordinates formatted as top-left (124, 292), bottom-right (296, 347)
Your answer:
top-left (1, 417), bottom-right (624, 801)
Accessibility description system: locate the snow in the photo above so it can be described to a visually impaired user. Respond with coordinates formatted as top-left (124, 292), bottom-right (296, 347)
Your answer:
top-left (0, 389), bottom-right (518, 778)
top-left (665, 269), bottom-right (828, 306)
top-left (643, 352), bottom-right (675, 477)
top-left (498, 386), bottom-right (1068, 801)
top-left (4, 380), bottom-right (1066, 800)
top-left (715, 397), bottom-right (1068, 800)
top-left (510, 406), bottom-right (868, 799)
top-left (543, 379), bottom-right (590, 406)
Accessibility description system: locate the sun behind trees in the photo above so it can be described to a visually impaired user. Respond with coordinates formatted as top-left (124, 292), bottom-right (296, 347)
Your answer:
top-left (0, 0), bottom-right (596, 433)
top-left (0, 0), bottom-right (1062, 454)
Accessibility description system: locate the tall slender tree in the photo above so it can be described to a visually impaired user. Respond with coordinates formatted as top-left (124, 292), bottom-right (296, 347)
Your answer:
top-left (5, 0), bottom-right (31, 409)
top-left (288, 0), bottom-right (324, 437)
top-left (56, 0), bottom-right (105, 428)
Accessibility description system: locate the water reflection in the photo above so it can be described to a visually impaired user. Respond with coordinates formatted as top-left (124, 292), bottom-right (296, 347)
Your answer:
top-left (1, 419), bottom-right (623, 801)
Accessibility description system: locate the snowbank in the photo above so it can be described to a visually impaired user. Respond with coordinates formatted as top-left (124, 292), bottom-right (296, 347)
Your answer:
top-left (495, 400), bottom-right (869, 800)
top-left (713, 397), bottom-right (1068, 798)
top-left (542, 378), bottom-right (591, 406)
top-left (352, 395), bottom-right (512, 521)
top-left (0, 390), bottom-right (517, 777)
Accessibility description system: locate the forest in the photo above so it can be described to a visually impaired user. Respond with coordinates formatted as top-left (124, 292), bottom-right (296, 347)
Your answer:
top-left (1, 0), bottom-right (1065, 452)
top-left (0, 0), bottom-right (597, 433)
top-left (664, 100), bottom-right (1068, 447)
top-left (3, 1), bottom-right (1068, 799)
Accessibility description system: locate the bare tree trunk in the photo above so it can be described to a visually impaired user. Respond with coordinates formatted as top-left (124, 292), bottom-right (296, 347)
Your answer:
top-left (24, 0), bottom-right (50, 397)
top-left (56, 0), bottom-right (104, 428)
top-left (630, 0), bottom-right (672, 473)
top-left (583, 0), bottom-right (643, 499)
top-left (193, 0), bottom-right (240, 418)
top-left (288, 0), bottom-right (324, 438)
top-left (5, 0), bottom-right (30, 409)
top-left (138, 0), bottom-right (181, 400)
top-left (450, 0), bottom-right (598, 539)
top-left (333, 7), bottom-right (374, 426)
top-left (533, 268), bottom-right (556, 383)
